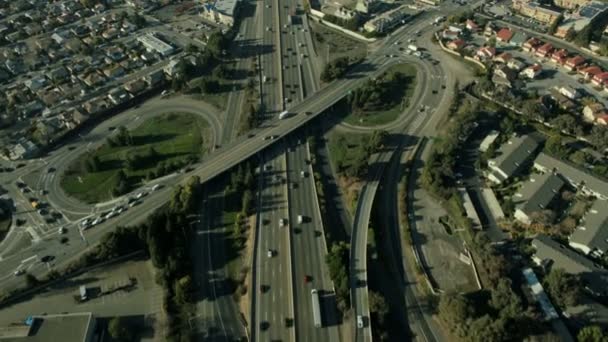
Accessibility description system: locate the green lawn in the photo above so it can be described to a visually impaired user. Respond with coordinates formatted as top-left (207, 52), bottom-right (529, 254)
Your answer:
top-left (342, 64), bottom-right (418, 127)
top-left (61, 113), bottom-right (208, 203)
top-left (327, 131), bottom-right (370, 174)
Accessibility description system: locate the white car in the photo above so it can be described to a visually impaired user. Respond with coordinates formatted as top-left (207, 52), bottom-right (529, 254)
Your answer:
top-left (267, 249), bottom-right (273, 258)
top-left (357, 315), bottom-right (364, 328)
top-left (91, 217), bottom-right (104, 226)
top-left (14, 269), bottom-right (25, 276)
top-left (58, 227), bottom-right (67, 234)
top-left (151, 184), bottom-right (162, 191)
top-left (298, 215), bottom-right (303, 224)
top-left (136, 191), bottom-right (148, 199)
top-left (279, 218), bottom-right (286, 227)
top-left (300, 170), bottom-right (307, 178)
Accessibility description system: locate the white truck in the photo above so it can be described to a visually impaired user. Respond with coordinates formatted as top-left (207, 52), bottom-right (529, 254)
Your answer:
top-left (263, 75), bottom-right (268, 83)
top-left (434, 16), bottom-right (445, 24)
top-left (408, 44), bottom-right (418, 52)
top-left (279, 111), bottom-right (291, 119)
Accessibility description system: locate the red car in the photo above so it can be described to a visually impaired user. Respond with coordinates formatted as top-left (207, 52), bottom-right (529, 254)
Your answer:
top-left (304, 275), bottom-right (312, 283)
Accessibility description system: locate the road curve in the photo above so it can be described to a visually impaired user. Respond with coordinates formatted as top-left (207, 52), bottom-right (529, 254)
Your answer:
top-left (42, 96), bottom-right (222, 219)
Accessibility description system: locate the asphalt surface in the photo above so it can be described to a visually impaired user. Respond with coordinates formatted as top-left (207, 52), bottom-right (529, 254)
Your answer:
top-left (253, 145), bottom-right (295, 341)
top-left (286, 133), bottom-right (340, 342)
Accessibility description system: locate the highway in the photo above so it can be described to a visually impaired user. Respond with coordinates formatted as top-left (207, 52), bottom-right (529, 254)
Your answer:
top-left (286, 133), bottom-right (340, 341)
top-left (0, 5), bottom-right (450, 332)
top-left (253, 146), bottom-right (295, 341)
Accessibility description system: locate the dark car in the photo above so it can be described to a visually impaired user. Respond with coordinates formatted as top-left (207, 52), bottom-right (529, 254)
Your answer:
top-left (304, 275), bottom-right (312, 283)
top-left (260, 321), bottom-right (270, 331)
top-left (40, 255), bottom-right (54, 263)
top-left (47, 167), bottom-right (56, 173)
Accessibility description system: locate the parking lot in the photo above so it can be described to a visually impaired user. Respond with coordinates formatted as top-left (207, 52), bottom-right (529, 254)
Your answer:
top-left (0, 259), bottom-right (163, 326)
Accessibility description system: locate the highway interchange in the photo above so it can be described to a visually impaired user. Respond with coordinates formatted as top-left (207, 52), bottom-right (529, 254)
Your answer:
top-left (0, 0), bottom-right (478, 341)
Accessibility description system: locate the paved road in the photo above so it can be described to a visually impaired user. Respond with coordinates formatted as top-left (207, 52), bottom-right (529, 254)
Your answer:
top-left (253, 146), bottom-right (295, 341)
top-left (286, 133), bottom-right (340, 342)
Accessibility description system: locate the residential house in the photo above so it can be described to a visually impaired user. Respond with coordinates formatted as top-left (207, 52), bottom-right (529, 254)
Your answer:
top-left (534, 153), bottom-right (608, 200)
top-left (496, 28), bottom-right (514, 43)
top-left (24, 76), bottom-right (48, 92)
top-left (521, 63), bottom-right (543, 78)
top-left (144, 69), bottom-right (164, 86)
top-left (508, 58), bottom-right (527, 71)
top-left (550, 49), bottom-right (568, 65)
top-left (476, 46), bottom-right (496, 60)
top-left (47, 66), bottom-right (69, 83)
top-left (466, 19), bottom-right (479, 31)
top-left (81, 72), bottom-right (105, 87)
top-left (514, 172), bottom-right (565, 224)
top-left (447, 39), bottom-right (465, 51)
top-left (494, 52), bottom-right (513, 64)
top-left (124, 79), bottom-right (146, 94)
top-left (495, 65), bottom-right (517, 79)
top-left (579, 65), bottom-right (603, 80)
top-left (535, 43), bottom-right (554, 58)
top-left (511, 31), bottom-right (528, 46)
top-left (569, 200), bottom-right (608, 257)
top-left (487, 134), bottom-right (540, 184)
top-left (83, 97), bottom-right (108, 114)
top-left (532, 234), bottom-right (608, 297)
top-left (596, 114), bottom-right (608, 125)
top-left (442, 29), bottom-right (460, 40)
top-left (484, 22), bottom-right (498, 37)
top-left (592, 72), bottom-right (608, 87)
top-left (102, 65), bottom-right (125, 79)
top-left (583, 103), bottom-right (606, 122)
top-left (558, 85), bottom-right (580, 99)
top-left (108, 87), bottom-right (130, 105)
top-left (565, 55), bottom-right (586, 71)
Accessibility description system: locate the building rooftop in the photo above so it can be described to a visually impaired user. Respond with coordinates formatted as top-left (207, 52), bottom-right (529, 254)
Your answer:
top-left (534, 153), bottom-right (608, 198)
top-left (490, 134), bottom-right (540, 182)
top-left (211, 0), bottom-right (239, 15)
top-left (570, 200), bottom-right (608, 254)
top-left (515, 172), bottom-right (565, 215)
top-left (1, 313), bottom-right (95, 342)
top-left (532, 234), bottom-right (608, 296)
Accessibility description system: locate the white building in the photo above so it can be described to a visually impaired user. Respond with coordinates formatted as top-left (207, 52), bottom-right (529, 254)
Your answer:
top-left (137, 34), bottom-right (175, 57)
top-left (202, 0), bottom-right (239, 27)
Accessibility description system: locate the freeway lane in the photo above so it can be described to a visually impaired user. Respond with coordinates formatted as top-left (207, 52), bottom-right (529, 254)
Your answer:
top-left (254, 146), bottom-right (295, 341)
top-left (286, 134), bottom-right (339, 342)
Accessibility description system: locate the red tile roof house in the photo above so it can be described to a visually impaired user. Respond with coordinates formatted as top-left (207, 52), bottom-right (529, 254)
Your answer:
top-left (493, 52), bottom-right (513, 64)
top-left (565, 55), bottom-right (586, 71)
top-left (466, 19), bottom-right (479, 32)
top-left (447, 39), bottom-right (466, 51)
top-left (496, 28), bottom-right (513, 43)
top-left (597, 114), bottom-right (608, 125)
top-left (476, 46), bottom-right (496, 60)
top-left (535, 43), bottom-right (553, 58)
top-left (522, 37), bottom-right (542, 52)
top-left (591, 71), bottom-right (608, 87)
top-left (579, 65), bottom-right (602, 80)
top-left (550, 49), bottom-right (568, 65)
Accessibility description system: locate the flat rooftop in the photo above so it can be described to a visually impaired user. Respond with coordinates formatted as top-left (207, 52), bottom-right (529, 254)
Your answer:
top-left (0, 313), bottom-right (94, 342)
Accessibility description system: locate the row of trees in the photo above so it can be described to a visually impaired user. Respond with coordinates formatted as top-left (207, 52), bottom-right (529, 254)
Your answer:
top-left (321, 56), bottom-right (355, 82)
top-left (421, 97), bottom-right (480, 200)
top-left (346, 71), bottom-right (411, 114)
top-left (322, 14), bottom-right (363, 32)
top-left (325, 241), bottom-right (350, 312)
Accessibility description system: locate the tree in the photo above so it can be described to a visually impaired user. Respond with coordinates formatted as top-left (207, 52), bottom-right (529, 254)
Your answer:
top-left (174, 275), bottom-right (193, 305)
top-left (588, 126), bottom-right (608, 150)
top-left (200, 77), bottom-right (220, 94)
top-left (369, 291), bottom-right (389, 325)
top-left (577, 325), bottom-right (608, 342)
top-left (438, 293), bottom-right (474, 337)
top-left (551, 114), bottom-right (582, 136)
top-left (108, 317), bottom-right (133, 341)
top-left (565, 27), bottom-right (576, 41)
top-left (242, 189), bottom-right (253, 215)
top-left (206, 31), bottom-right (228, 57)
top-left (545, 135), bottom-right (571, 159)
top-left (544, 268), bottom-right (582, 307)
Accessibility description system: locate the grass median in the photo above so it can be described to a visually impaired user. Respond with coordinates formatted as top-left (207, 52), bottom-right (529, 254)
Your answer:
top-left (341, 63), bottom-right (417, 127)
top-left (61, 113), bottom-right (209, 203)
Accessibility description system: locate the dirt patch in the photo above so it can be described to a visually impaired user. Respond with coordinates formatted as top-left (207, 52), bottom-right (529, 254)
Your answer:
top-left (337, 175), bottom-right (363, 216)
